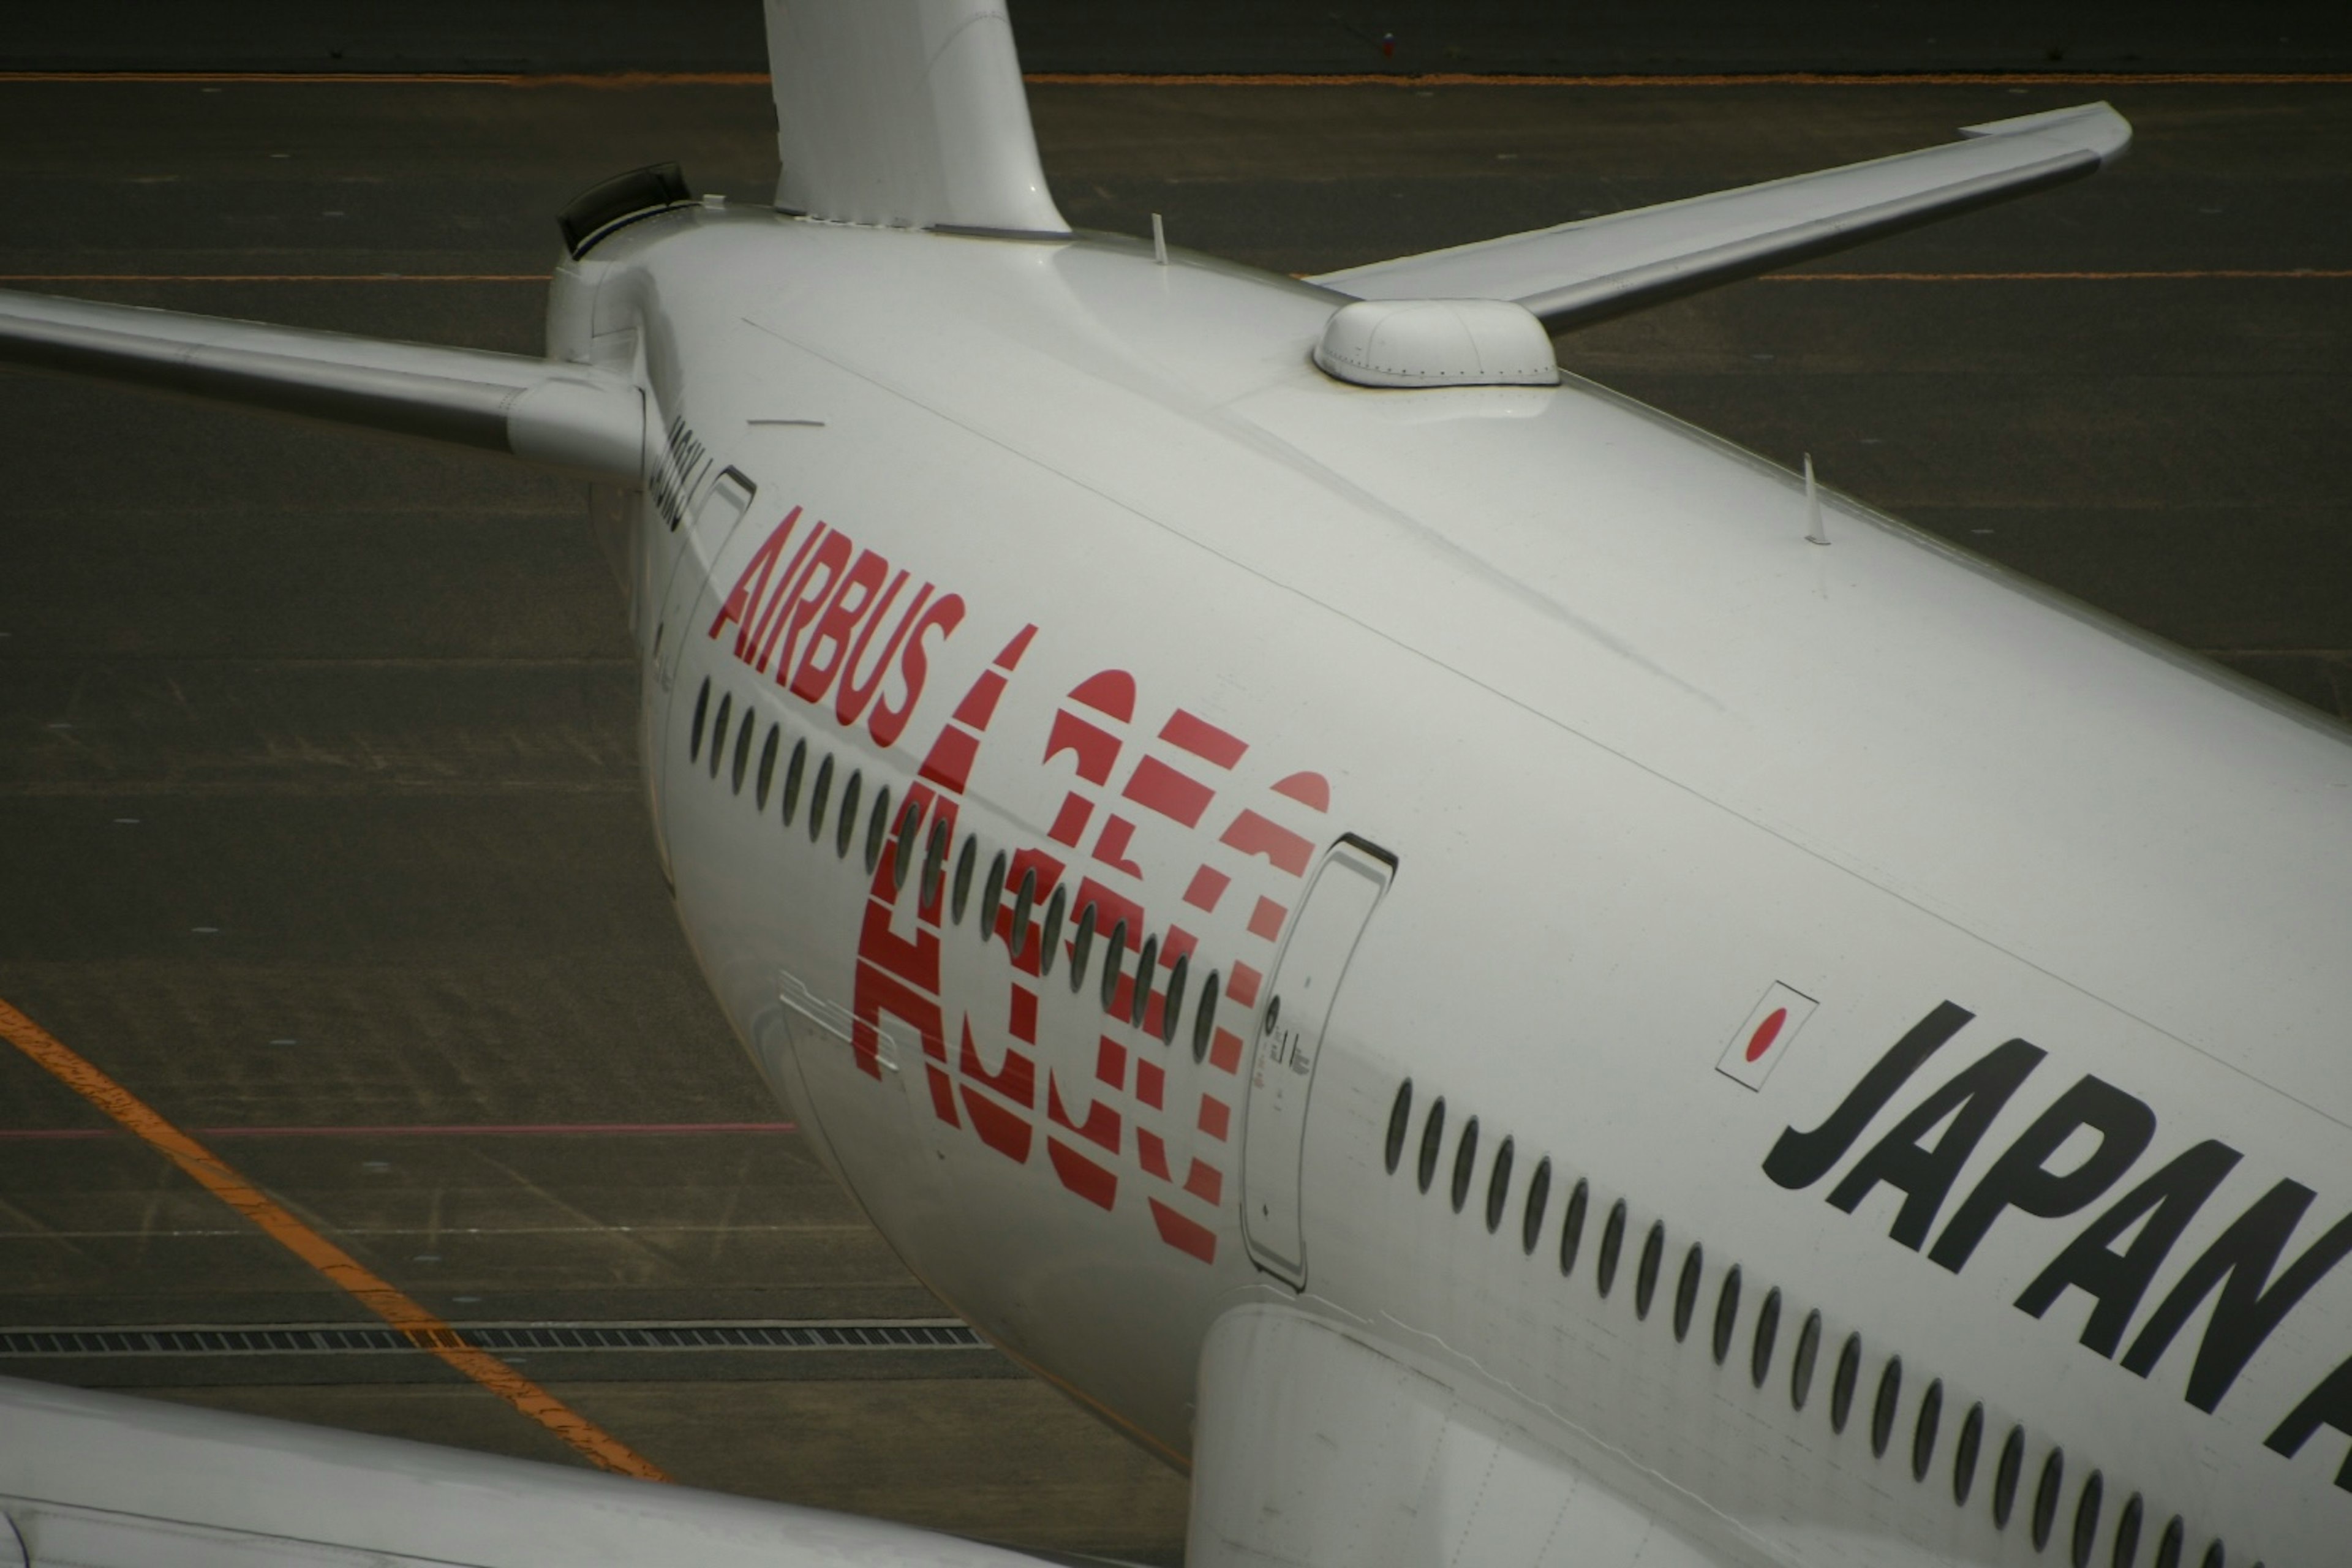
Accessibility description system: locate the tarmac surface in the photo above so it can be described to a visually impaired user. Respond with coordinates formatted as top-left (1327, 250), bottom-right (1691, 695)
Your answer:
top-left (0, 49), bottom-right (2347, 1568)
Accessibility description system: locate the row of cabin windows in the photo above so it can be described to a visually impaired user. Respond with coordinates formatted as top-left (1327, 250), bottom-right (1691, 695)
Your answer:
top-left (1380, 1077), bottom-right (2257, 1568)
top-left (688, 678), bottom-right (1229, 1060)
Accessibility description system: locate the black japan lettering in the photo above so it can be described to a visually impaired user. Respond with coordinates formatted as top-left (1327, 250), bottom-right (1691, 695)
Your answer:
top-left (2122, 1180), bottom-right (2352, 1413)
top-left (1763, 1001), bottom-right (1974, 1192)
top-left (2015, 1139), bottom-right (2241, 1355)
top-left (2266, 1352), bottom-right (2352, 1491)
top-left (1825, 1036), bottom-right (2045, 1250)
top-left (1930, 1075), bottom-right (2155, 1273)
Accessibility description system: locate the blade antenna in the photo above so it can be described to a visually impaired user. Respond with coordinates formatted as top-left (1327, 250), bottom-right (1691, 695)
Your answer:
top-left (1804, 453), bottom-right (1830, 546)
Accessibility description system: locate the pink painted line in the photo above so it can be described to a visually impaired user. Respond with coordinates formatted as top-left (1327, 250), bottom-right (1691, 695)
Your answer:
top-left (0, 1121), bottom-right (796, 1142)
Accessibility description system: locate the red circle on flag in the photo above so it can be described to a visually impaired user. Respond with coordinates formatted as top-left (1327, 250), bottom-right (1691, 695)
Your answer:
top-left (1746, 1008), bottom-right (1789, 1063)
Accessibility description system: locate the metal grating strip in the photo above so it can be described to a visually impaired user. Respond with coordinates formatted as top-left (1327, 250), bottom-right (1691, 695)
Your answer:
top-left (0, 1319), bottom-right (988, 1357)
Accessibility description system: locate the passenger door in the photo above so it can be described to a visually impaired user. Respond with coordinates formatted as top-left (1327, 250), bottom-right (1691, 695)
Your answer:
top-left (1242, 836), bottom-right (1394, 1288)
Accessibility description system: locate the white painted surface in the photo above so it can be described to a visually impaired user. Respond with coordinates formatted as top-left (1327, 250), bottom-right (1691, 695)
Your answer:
top-left (764, 0), bottom-right (1068, 235)
top-left (1311, 297), bottom-right (1560, 388)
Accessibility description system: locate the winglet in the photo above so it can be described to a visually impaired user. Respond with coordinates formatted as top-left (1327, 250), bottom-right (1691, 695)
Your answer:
top-left (1959, 102), bottom-right (2133, 167)
top-left (765, 0), bottom-right (1069, 236)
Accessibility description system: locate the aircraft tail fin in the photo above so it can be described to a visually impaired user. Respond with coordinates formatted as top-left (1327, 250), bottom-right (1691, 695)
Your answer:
top-left (764, 0), bottom-right (1069, 237)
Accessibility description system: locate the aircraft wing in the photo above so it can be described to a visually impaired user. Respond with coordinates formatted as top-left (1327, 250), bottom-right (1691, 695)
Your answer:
top-left (0, 290), bottom-right (644, 481)
top-left (1309, 103), bottom-right (2130, 331)
top-left (0, 1374), bottom-right (1058, 1568)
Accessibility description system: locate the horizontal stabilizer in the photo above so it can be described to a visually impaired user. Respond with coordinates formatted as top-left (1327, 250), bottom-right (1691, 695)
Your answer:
top-left (0, 290), bottom-right (645, 481)
top-left (1311, 103), bottom-right (2130, 331)
top-left (766, 0), bottom-right (1069, 236)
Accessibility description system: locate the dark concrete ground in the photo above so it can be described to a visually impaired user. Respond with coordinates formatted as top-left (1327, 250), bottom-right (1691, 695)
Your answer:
top-left (9, 0), bottom-right (2350, 74)
top-left (0, 58), bottom-right (2345, 1568)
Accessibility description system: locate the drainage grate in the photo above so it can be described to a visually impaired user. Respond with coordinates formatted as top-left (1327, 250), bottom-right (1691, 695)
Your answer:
top-left (0, 1321), bottom-right (989, 1357)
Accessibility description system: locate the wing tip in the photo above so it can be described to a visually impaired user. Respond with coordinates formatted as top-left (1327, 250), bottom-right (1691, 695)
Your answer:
top-left (1958, 102), bottom-right (2133, 167)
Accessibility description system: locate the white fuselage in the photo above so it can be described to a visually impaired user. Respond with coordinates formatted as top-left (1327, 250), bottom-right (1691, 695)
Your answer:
top-left (570, 202), bottom-right (2352, 1566)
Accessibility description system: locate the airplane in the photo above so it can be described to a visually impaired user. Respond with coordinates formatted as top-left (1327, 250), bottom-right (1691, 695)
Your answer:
top-left (2, 2), bottom-right (2347, 1565)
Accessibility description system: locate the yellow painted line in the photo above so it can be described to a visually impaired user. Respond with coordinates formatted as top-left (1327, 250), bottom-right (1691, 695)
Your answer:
top-left (1027, 70), bottom-right (2352, 88)
top-left (1766, 269), bottom-right (2352, 281)
top-left (0, 995), bottom-right (669, 1482)
top-left (0, 69), bottom-right (2345, 88)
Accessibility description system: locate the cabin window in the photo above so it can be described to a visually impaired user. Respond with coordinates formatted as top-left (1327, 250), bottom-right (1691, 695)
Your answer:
top-left (1099, 920), bottom-right (1129, 1012)
top-left (2155, 1519), bottom-right (2184, 1568)
top-left (2113, 1493), bottom-right (2143, 1568)
top-left (1520, 1157), bottom-right (1551, 1255)
top-left (1711, 1265), bottom-right (1743, 1365)
top-left (1911, 1377), bottom-right (1942, 1482)
top-left (1672, 1246), bottom-right (1703, 1343)
top-left (950, 834), bottom-right (977, 924)
top-left (1870, 1356), bottom-right (1903, 1459)
top-left (1484, 1137), bottom-right (1515, 1234)
top-left (1449, 1117), bottom-right (1480, 1213)
top-left (731, 707), bottom-right (754, 793)
top-left (1992, 1425), bottom-right (2026, 1529)
top-left (1011, 868), bottom-right (1038, 960)
top-left (892, 799), bottom-right (921, 892)
top-left (863, 785), bottom-right (892, 874)
top-left (2196, 1543), bottom-right (2223, 1568)
top-left (922, 819), bottom-right (949, 905)
top-left (780, 737), bottom-right (807, 825)
top-left (708, 693), bottom-right (733, 777)
top-left (1384, 1080), bottom-right (1413, 1175)
top-left (1559, 1178), bottom-right (1588, 1276)
top-left (1039, 885), bottom-right (1067, 977)
top-left (754, 725), bottom-right (779, 810)
top-left (688, 677), bottom-right (710, 761)
top-left (1634, 1221), bottom-right (1664, 1319)
top-left (1596, 1199), bottom-right (1627, 1297)
top-left (1192, 971), bottom-right (1221, 1061)
top-left (978, 850), bottom-right (1009, 941)
top-left (2032, 1448), bottom-right (2066, 1551)
top-left (1163, 952), bottom-right (1189, 1046)
top-left (1751, 1287), bottom-right (1781, 1389)
top-left (1830, 1333), bottom-right (1862, 1434)
top-left (1069, 902), bottom-right (1098, 992)
top-left (1417, 1098), bottom-right (1447, 1194)
top-left (808, 753), bottom-right (834, 842)
top-left (2071, 1470), bottom-right (2103, 1567)
top-left (1953, 1402), bottom-right (1984, 1505)
top-left (1131, 935), bottom-right (1159, 1028)
top-left (835, 770), bottom-right (862, 858)
top-left (1790, 1309), bottom-right (1821, 1409)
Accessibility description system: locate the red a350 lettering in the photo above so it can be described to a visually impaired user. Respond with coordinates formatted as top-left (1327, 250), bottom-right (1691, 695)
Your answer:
top-left (706, 507), bottom-right (964, 747)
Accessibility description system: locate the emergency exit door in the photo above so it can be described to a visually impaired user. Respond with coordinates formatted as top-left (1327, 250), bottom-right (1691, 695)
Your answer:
top-left (1241, 836), bottom-right (1394, 1288)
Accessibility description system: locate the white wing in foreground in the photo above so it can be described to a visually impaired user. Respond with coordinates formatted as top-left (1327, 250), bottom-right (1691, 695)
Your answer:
top-left (0, 291), bottom-right (644, 481)
top-left (1311, 103), bottom-right (2131, 331)
top-left (0, 1375), bottom-right (1052, 1568)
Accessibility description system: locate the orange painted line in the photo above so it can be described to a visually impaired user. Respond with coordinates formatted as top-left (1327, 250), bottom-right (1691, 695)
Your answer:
top-left (1766, 269), bottom-right (2352, 281)
top-left (0, 995), bottom-right (668, 1482)
top-left (1025, 70), bottom-right (2352, 88)
top-left (0, 69), bottom-right (2344, 88)
top-left (0, 274), bottom-right (549, 284)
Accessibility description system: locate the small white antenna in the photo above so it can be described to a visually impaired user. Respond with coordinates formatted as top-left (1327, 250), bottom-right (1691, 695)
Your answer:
top-left (1804, 453), bottom-right (1828, 546)
top-left (1151, 212), bottom-right (1168, 266)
